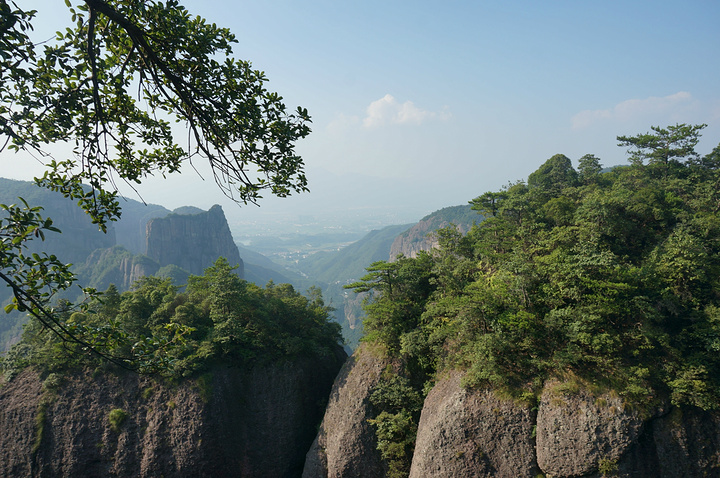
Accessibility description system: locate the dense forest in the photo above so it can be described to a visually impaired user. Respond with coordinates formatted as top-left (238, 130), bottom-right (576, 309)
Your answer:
top-left (346, 124), bottom-right (720, 476)
top-left (2, 258), bottom-right (342, 379)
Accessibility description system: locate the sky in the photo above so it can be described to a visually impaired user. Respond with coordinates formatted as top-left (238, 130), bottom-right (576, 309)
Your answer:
top-left (6, 0), bottom-right (720, 231)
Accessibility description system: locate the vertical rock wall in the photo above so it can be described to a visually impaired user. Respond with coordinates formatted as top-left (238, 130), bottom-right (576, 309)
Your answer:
top-left (0, 351), bottom-right (345, 478)
top-left (303, 344), bottom-right (393, 478)
top-left (306, 348), bottom-right (720, 478)
top-left (409, 371), bottom-right (537, 477)
top-left (146, 205), bottom-right (244, 277)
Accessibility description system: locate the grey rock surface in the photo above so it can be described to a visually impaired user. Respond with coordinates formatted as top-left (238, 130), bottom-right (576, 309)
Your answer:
top-left (410, 371), bottom-right (537, 478)
top-left (303, 344), bottom-right (393, 478)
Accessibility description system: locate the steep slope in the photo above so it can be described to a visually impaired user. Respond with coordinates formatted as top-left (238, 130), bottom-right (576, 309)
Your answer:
top-left (0, 349), bottom-right (345, 478)
top-left (389, 205), bottom-right (478, 260)
top-left (146, 204), bottom-right (244, 278)
top-left (298, 224), bottom-right (412, 285)
top-left (0, 178), bottom-right (117, 264)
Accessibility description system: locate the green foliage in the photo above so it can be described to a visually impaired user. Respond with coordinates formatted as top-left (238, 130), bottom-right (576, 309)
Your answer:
top-left (2, 258), bottom-right (342, 378)
top-left (3, 0), bottom-right (312, 216)
top-left (368, 374), bottom-right (425, 478)
top-left (33, 399), bottom-right (48, 455)
top-left (349, 124), bottom-right (720, 411)
top-left (1, 0), bottom-right (311, 373)
top-left (107, 408), bottom-right (127, 433)
top-left (618, 124), bottom-right (705, 167)
top-left (527, 153), bottom-right (579, 196)
top-left (368, 410), bottom-right (417, 478)
top-left (141, 386), bottom-right (154, 400)
top-left (346, 253), bottom-right (435, 353)
top-left (195, 372), bottom-right (213, 403)
top-left (598, 456), bottom-right (619, 476)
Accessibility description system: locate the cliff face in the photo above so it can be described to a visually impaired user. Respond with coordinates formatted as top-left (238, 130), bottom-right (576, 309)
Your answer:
top-left (409, 372), bottom-right (537, 477)
top-left (303, 344), bottom-right (394, 478)
top-left (304, 349), bottom-right (720, 478)
top-left (389, 205), bottom-right (477, 260)
top-left (0, 351), bottom-right (345, 478)
top-left (78, 246), bottom-right (160, 291)
top-left (145, 204), bottom-right (244, 277)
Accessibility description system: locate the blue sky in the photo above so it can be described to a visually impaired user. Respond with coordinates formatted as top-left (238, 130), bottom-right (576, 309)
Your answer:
top-left (8, 0), bottom-right (720, 228)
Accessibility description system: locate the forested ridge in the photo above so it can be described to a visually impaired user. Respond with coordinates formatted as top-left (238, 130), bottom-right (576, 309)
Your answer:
top-left (347, 124), bottom-right (720, 476)
top-left (2, 258), bottom-right (342, 379)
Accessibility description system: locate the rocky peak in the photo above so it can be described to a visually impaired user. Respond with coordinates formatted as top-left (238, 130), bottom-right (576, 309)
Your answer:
top-left (145, 204), bottom-right (244, 277)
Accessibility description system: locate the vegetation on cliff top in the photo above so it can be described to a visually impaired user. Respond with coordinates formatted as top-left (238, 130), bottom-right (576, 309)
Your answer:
top-left (348, 124), bottom-right (720, 476)
top-left (2, 258), bottom-right (342, 379)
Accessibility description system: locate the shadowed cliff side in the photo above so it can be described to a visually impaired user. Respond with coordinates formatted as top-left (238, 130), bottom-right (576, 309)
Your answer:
top-left (146, 204), bottom-right (244, 278)
top-left (0, 349), bottom-right (345, 478)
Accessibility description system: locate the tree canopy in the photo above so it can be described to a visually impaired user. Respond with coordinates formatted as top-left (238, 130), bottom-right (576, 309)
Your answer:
top-left (1, 0), bottom-right (311, 370)
top-left (354, 123), bottom-right (720, 407)
top-left (347, 124), bottom-right (720, 476)
top-left (3, 258), bottom-right (342, 378)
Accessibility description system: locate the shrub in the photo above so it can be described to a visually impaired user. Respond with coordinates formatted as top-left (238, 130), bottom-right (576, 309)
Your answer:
top-left (108, 408), bottom-right (128, 433)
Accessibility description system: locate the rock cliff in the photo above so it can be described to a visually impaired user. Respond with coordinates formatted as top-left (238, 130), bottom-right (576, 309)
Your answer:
top-left (0, 350), bottom-right (345, 477)
top-left (77, 246), bottom-right (160, 291)
top-left (409, 371), bottom-right (537, 477)
top-left (303, 344), bottom-right (391, 478)
top-left (146, 204), bottom-right (244, 277)
top-left (389, 205), bottom-right (477, 260)
top-left (304, 348), bottom-right (720, 478)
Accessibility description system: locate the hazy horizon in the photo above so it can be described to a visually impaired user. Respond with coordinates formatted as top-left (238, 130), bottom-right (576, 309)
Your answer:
top-left (4, 1), bottom-right (719, 236)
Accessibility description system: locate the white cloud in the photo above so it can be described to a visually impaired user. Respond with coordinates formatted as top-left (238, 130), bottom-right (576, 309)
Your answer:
top-left (363, 94), bottom-right (449, 128)
top-left (571, 92), bottom-right (693, 129)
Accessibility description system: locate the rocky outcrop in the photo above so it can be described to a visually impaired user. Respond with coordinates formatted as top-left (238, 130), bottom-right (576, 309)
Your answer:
top-left (409, 372), bottom-right (537, 477)
top-left (303, 344), bottom-right (394, 478)
top-left (0, 352), bottom-right (345, 478)
top-left (534, 384), bottom-right (720, 477)
top-left (536, 383), bottom-right (652, 476)
top-left (146, 204), bottom-right (244, 277)
top-left (78, 246), bottom-right (161, 291)
top-left (308, 348), bottom-right (720, 478)
top-left (389, 205), bottom-right (477, 260)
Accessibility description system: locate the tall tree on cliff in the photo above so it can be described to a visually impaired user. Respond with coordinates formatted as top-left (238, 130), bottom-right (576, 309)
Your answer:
top-left (0, 0), bottom-right (311, 370)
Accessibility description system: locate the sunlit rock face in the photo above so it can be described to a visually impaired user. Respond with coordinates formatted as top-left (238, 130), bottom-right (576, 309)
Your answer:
top-left (409, 371), bottom-right (537, 477)
top-left (306, 350), bottom-right (720, 478)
